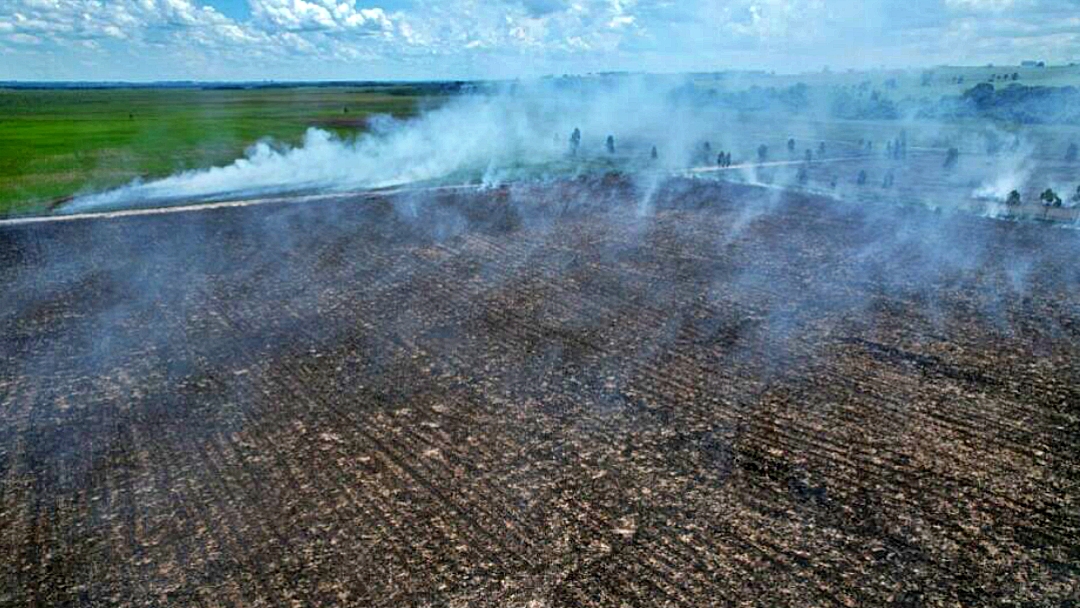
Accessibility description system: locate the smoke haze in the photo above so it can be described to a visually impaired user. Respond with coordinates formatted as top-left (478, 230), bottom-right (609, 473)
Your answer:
top-left (66, 78), bottom-right (709, 213)
top-left (62, 73), bottom-right (1080, 232)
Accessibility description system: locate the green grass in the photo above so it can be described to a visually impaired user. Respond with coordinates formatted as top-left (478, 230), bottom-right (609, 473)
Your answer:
top-left (4, 67), bottom-right (1079, 218)
top-left (0, 86), bottom-right (438, 216)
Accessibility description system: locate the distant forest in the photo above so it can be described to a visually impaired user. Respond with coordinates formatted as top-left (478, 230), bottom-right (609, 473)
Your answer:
top-left (6, 77), bottom-right (1078, 125)
top-left (924, 83), bottom-right (1080, 124)
top-left (676, 82), bottom-right (1080, 125)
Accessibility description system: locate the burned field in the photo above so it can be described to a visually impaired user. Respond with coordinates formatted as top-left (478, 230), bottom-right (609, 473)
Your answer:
top-left (1, 177), bottom-right (1079, 606)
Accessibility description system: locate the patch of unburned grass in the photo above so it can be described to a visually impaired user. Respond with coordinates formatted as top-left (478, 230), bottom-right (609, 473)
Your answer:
top-left (0, 86), bottom-right (436, 216)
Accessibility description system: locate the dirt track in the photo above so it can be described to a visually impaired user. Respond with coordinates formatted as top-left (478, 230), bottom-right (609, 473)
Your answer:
top-left (1, 177), bottom-right (1078, 606)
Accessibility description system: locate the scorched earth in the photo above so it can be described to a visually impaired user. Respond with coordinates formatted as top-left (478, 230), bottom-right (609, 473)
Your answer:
top-left (1, 177), bottom-right (1078, 607)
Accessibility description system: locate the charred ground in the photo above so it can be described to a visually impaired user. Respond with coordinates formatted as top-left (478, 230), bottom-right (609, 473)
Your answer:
top-left (1, 177), bottom-right (1079, 606)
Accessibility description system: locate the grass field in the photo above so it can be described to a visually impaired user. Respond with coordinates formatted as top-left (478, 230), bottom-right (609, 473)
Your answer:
top-left (3, 66), bottom-right (1079, 218)
top-left (0, 86), bottom-right (438, 216)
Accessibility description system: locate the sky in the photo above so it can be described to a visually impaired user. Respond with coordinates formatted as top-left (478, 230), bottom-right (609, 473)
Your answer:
top-left (0, 0), bottom-right (1078, 81)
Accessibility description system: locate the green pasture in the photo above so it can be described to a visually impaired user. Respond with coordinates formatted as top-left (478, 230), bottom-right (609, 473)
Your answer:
top-left (0, 86), bottom-right (435, 216)
top-left (2, 66), bottom-right (1079, 217)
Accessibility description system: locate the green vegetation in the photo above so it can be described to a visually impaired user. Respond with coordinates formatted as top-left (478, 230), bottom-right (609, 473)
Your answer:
top-left (686, 64), bottom-right (1080, 126)
top-left (692, 63), bottom-right (1080, 100)
top-left (3, 65), bottom-right (1080, 217)
top-left (0, 86), bottom-right (439, 216)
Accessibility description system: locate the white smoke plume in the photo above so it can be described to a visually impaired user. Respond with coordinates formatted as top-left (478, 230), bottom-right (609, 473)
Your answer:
top-left (65, 78), bottom-right (718, 214)
top-left (61, 75), bottom-right (1080, 228)
top-left (971, 134), bottom-right (1037, 202)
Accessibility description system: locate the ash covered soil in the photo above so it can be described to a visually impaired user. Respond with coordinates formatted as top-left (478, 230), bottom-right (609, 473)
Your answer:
top-left (1, 177), bottom-right (1079, 607)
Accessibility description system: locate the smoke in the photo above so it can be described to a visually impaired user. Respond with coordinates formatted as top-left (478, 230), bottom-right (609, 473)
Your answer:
top-left (66, 100), bottom-right (549, 212)
top-left (973, 163), bottom-right (1031, 202)
top-left (64, 77), bottom-right (724, 214)
top-left (8, 77), bottom-right (1080, 597)
top-left (58, 73), bottom-right (1080, 242)
top-left (970, 129), bottom-right (1036, 202)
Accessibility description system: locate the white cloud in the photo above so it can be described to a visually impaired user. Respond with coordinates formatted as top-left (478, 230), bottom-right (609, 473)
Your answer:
top-left (0, 0), bottom-right (1078, 80)
top-left (8, 32), bottom-right (42, 45)
top-left (946, 0), bottom-right (1019, 11)
top-left (250, 0), bottom-right (392, 32)
top-left (0, 0), bottom-right (238, 44)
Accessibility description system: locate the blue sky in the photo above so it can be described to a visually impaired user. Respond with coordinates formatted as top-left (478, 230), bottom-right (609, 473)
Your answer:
top-left (205, 0), bottom-right (252, 19)
top-left (1, 0), bottom-right (1078, 81)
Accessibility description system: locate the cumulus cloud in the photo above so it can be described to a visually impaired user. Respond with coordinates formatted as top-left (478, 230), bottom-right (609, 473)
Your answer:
top-left (0, 0), bottom-right (239, 45)
top-left (946, 0), bottom-right (1019, 11)
top-left (384, 0), bottom-right (632, 55)
top-left (250, 0), bottom-right (393, 33)
top-left (0, 0), bottom-right (1077, 80)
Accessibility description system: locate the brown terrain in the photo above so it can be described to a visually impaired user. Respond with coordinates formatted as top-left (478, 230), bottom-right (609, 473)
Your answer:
top-left (1, 177), bottom-right (1078, 607)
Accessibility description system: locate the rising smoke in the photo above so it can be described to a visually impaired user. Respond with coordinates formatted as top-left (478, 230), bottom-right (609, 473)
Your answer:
top-left (61, 73), bottom-right (1080, 233)
top-left (65, 77), bottom-right (731, 214)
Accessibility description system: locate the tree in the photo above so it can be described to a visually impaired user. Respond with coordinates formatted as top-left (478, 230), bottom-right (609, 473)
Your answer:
top-left (964, 83), bottom-right (995, 108)
top-left (1072, 185), bottom-right (1080, 204)
top-left (1006, 190), bottom-right (1022, 206)
top-left (651, 145), bottom-right (659, 160)
top-left (1066, 143), bottom-right (1078, 162)
top-left (787, 138), bottom-right (796, 154)
top-left (570, 128), bottom-right (581, 155)
top-left (717, 153), bottom-right (725, 167)
top-left (857, 170), bottom-right (868, 185)
top-left (606, 135), bottom-right (616, 155)
top-left (758, 144), bottom-right (769, 162)
top-left (1041, 188), bottom-right (1062, 207)
top-left (943, 147), bottom-right (960, 169)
